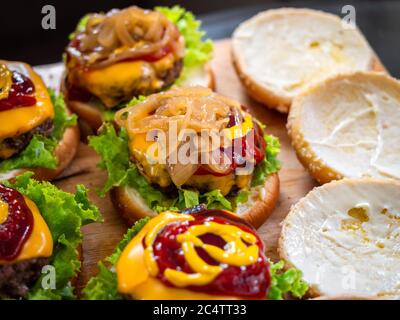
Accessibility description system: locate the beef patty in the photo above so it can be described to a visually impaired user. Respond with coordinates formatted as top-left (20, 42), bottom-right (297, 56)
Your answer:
top-left (0, 258), bottom-right (49, 298)
top-left (0, 119), bottom-right (53, 159)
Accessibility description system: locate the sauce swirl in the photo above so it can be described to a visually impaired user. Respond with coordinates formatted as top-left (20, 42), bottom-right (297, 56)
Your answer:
top-left (0, 185), bottom-right (34, 261)
top-left (0, 65), bottom-right (37, 112)
top-left (149, 210), bottom-right (270, 298)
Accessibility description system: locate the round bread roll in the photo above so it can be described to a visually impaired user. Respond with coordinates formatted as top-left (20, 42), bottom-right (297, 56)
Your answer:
top-left (232, 8), bottom-right (384, 112)
top-left (111, 173), bottom-right (279, 229)
top-left (288, 72), bottom-right (400, 184)
top-left (62, 65), bottom-right (215, 135)
top-left (279, 178), bottom-right (400, 299)
top-left (0, 125), bottom-right (80, 181)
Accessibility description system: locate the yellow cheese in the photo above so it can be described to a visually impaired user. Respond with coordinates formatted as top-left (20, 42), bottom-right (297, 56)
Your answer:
top-left (130, 132), bottom-right (171, 187)
top-left (222, 115), bottom-right (254, 141)
top-left (0, 61), bottom-right (54, 141)
top-left (117, 212), bottom-right (192, 293)
top-left (117, 211), bottom-right (258, 299)
top-left (0, 199), bottom-right (8, 224)
top-left (0, 196), bottom-right (53, 264)
top-left (72, 53), bottom-right (175, 107)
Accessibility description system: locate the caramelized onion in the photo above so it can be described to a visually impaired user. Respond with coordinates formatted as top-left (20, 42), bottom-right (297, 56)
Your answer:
top-left (68, 6), bottom-right (183, 68)
top-left (116, 87), bottom-right (251, 184)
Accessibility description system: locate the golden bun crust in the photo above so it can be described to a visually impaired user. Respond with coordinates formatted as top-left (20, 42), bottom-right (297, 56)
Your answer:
top-left (110, 173), bottom-right (280, 229)
top-left (287, 71), bottom-right (400, 184)
top-left (231, 8), bottom-right (385, 113)
top-left (0, 125), bottom-right (80, 181)
top-left (233, 54), bottom-right (385, 114)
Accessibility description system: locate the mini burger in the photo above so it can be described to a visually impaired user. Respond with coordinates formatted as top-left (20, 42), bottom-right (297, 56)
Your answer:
top-left (90, 87), bottom-right (281, 228)
top-left (0, 172), bottom-right (100, 299)
top-left (63, 5), bottom-right (213, 132)
top-left (83, 207), bottom-right (308, 300)
top-left (0, 60), bottom-right (79, 181)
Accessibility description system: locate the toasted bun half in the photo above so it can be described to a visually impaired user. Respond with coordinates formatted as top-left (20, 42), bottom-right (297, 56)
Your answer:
top-left (62, 64), bottom-right (215, 134)
top-left (232, 8), bottom-right (385, 113)
top-left (0, 125), bottom-right (80, 181)
top-left (279, 178), bottom-right (400, 299)
top-left (288, 72), bottom-right (400, 184)
top-left (111, 173), bottom-right (279, 228)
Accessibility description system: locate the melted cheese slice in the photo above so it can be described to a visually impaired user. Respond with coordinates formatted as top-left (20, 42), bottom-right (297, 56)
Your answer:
top-left (280, 178), bottom-right (400, 299)
top-left (0, 196), bottom-right (53, 265)
top-left (116, 212), bottom-right (239, 300)
top-left (0, 61), bottom-right (54, 140)
top-left (71, 53), bottom-right (175, 107)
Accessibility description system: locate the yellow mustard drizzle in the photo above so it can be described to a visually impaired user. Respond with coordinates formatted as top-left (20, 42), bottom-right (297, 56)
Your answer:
top-left (163, 222), bottom-right (258, 287)
top-left (116, 211), bottom-right (259, 298)
top-left (143, 212), bottom-right (194, 277)
top-left (222, 115), bottom-right (253, 141)
top-left (0, 199), bottom-right (8, 224)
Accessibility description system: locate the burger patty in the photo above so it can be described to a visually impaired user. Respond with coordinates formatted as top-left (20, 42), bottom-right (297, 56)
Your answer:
top-left (0, 258), bottom-right (49, 298)
top-left (67, 57), bottom-right (184, 108)
top-left (158, 58), bottom-right (183, 89)
top-left (0, 119), bottom-right (53, 159)
top-left (101, 58), bottom-right (184, 107)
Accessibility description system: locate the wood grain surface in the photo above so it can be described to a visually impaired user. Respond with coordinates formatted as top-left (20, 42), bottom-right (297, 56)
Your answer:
top-left (53, 39), bottom-right (318, 291)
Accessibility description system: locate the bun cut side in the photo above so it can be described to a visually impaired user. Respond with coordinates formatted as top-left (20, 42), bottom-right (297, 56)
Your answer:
top-left (279, 178), bottom-right (400, 299)
top-left (232, 8), bottom-right (381, 112)
top-left (288, 72), bottom-right (400, 184)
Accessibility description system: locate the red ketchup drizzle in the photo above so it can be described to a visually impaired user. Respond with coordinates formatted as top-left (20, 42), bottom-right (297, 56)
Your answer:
top-left (151, 211), bottom-right (270, 299)
top-left (0, 71), bottom-right (36, 111)
top-left (194, 116), bottom-right (266, 177)
top-left (0, 185), bottom-right (34, 261)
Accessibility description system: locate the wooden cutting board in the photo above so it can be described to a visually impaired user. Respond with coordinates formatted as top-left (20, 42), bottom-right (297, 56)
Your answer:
top-left (52, 39), bottom-right (318, 290)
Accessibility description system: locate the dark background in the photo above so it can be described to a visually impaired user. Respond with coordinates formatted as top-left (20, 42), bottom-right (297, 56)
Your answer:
top-left (1, 0), bottom-right (399, 77)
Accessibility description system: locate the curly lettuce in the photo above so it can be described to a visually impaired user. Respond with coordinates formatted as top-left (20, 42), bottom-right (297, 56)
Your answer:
top-left (83, 218), bottom-right (308, 300)
top-left (83, 218), bottom-right (149, 300)
top-left (156, 5), bottom-right (213, 83)
top-left (2, 172), bottom-right (101, 300)
top-left (268, 260), bottom-right (309, 300)
top-left (0, 90), bottom-right (77, 173)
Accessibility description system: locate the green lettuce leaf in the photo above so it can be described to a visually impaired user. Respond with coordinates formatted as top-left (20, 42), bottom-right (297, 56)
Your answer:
top-left (235, 190), bottom-right (249, 204)
top-left (2, 172), bottom-right (101, 300)
top-left (88, 124), bottom-right (169, 210)
top-left (200, 189), bottom-right (232, 210)
top-left (83, 218), bottom-right (309, 300)
top-left (0, 90), bottom-right (76, 173)
top-left (156, 5), bottom-right (213, 83)
top-left (252, 134), bottom-right (281, 187)
top-left (49, 89), bottom-right (77, 140)
top-left (69, 14), bottom-right (91, 40)
top-left (176, 189), bottom-right (199, 209)
top-left (268, 260), bottom-right (309, 300)
top-left (83, 218), bottom-right (149, 300)
top-left (0, 136), bottom-right (57, 172)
